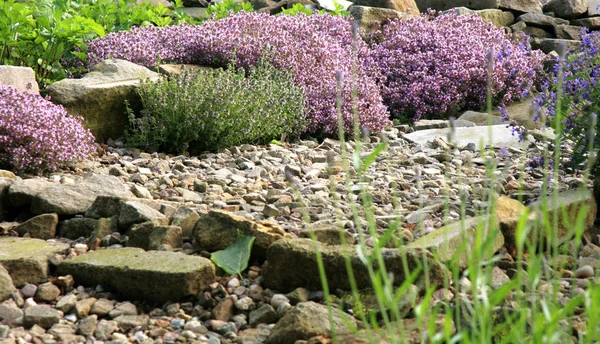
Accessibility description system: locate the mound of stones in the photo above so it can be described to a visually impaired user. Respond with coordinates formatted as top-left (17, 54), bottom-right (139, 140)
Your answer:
top-left (0, 124), bottom-right (598, 343)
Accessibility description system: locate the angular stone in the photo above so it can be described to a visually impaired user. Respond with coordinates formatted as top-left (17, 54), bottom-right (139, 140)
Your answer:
top-left (249, 304), bottom-right (279, 326)
top-left (0, 302), bottom-right (23, 323)
top-left (404, 125), bottom-right (529, 150)
top-left (475, 9), bottom-right (515, 27)
top-left (263, 238), bottom-right (448, 292)
top-left (0, 66), bottom-right (39, 93)
top-left (114, 315), bottom-right (149, 330)
top-left (77, 315), bottom-right (98, 336)
top-left (554, 24), bottom-right (583, 40)
top-left (85, 196), bottom-right (126, 219)
top-left (46, 59), bottom-right (160, 141)
top-left (266, 302), bottom-right (356, 344)
top-left (298, 224), bottom-right (356, 245)
top-left (31, 174), bottom-right (133, 216)
top-left (458, 111), bottom-right (504, 126)
top-left (127, 222), bottom-right (183, 250)
top-left (498, 0), bottom-right (542, 13)
top-left (23, 306), bottom-right (62, 329)
top-left (571, 17), bottom-right (600, 29)
top-left (0, 237), bottom-right (69, 286)
top-left (119, 201), bottom-right (166, 229)
top-left (517, 12), bottom-right (569, 28)
top-left (94, 319), bottom-right (118, 340)
top-left (170, 206), bottom-right (200, 238)
top-left (350, 6), bottom-right (411, 34)
top-left (14, 213), bottom-right (58, 240)
top-left (193, 210), bottom-right (287, 259)
top-left (58, 248), bottom-right (216, 302)
top-left (8, 179), bottom-right (54, 209)
top-left (353, 0), bottom-right (419, 13)
top-left (55, 294), bottom-right (78, 313)
top-left (407, 216), bottom-right (504, 268)
top-left (86, 217), bottom-right (119, 248)
top-left (0, 264), bottom-right (15, 302)
top-left (543, 0), bottom-right (587, 19)
top-left (531, 38), bottom-right (582, 55)
top-left (530, 189), bottom-right (597, 242)
top-left (57, 218), bottom-right (99, 240)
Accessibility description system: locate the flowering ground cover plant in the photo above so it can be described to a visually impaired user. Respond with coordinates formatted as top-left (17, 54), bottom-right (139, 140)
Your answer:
top-left (529, 31), bottom-right (600, 174)
top-left (367, 11), bottom-right (547, 122)
top-left (0, 85), bottom-right (95, 173)
top-left (86, 12), bottom-right (391, 136)
top-left (127, 59), bottom-right (306, 153)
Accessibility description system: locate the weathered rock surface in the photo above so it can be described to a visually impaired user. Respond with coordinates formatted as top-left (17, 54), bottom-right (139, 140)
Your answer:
top-left (58, 248), bottom-right (216, 302)
top-left (31, 174), bottom-right (133, 216)
top-left (45, 59), bottom-right (160, 141)
top-left (127, 222), bottom-right (183, 250)
top-left (193, 211), bottom-right (287, 259)
top-left (266, 302), bottom-right (357, 344)
top-left (8, 179), bottom-right (54, 209)
top-left (14, 213), bottom-right (59, 240)
top-left (353, 0), bottom-right (420, 13)
top-left (543, 0), bottom-right (587, 19)
top-left (404, 125), bottom-right (529, 150)
top-left (0, 264), bottom-right (16, 302)
top-left (350, 5), bottom-right (411, 33)
top-left (23, 306), bottom-right (63, 329)
top-left (498, 0), bottom-right (542, 13)
top-left (263, 238), bottom-right (449, 291)
top-left (415, 0), bottom-right (497, 11)
top-left (0, 237), bottom-right (69, 286)
top-left (407, 215), bottom-right (504, 268)
top-left (0, 66), bottom-right (39, 93)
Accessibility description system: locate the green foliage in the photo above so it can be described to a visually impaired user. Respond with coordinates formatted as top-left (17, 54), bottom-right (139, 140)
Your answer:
top-left (0, 0), bottom-right (199, 87)
top-left (207, 0), bottom-right (253, 20)
top-left (210, 233), bottom-right (255, 277)
top-left (281, 3), bottom-right (313, 16)
top-left (280, 0), bottom-right (349, 16)
top-left (126, 59), bottom-right (306, 154)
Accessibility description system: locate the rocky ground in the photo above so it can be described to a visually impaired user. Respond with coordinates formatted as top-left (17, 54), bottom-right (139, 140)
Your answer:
top-left (0, 116), bottom-right (599, 344)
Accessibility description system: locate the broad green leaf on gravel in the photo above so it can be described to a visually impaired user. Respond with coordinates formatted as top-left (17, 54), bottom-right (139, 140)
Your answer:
top-left (210, 233), bottom-right (255, 277)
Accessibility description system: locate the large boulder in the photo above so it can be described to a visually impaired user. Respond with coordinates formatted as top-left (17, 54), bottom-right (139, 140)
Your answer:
top-left (45, 59), bottom-right (160, 141)
top-left (453, 7), bottom-right (515, 27)
top-left (266, 302), bottom-right (357, 344)
top-left (0, 66), bottom-right (39, 93)
top-left (543, 0), bottom-right (587, 19)
top-left (517, 12), bottom-right (569, 28)
top-left (8, 178), bottom-right (54, 209)
top-left (350, 6), bottom-right (413, 33)
top-left (192, 210), bottom-right (288, 259)
top-left (0, 237), bottom-right (69, 286)
top-left (263, 238), bottom-right (449, 292)
top-left (403, 125), bottom-right (529, 150)
top-left (58, 248), bottom-right (215, 302)
top-left (407, 215), bottom-right (504, 268)
top-left (498, 0), bottom-right (542, 13)
top-left (30, 174), bottom-right (133, 216)
top-left (414, 0), bottom-right (498, 11)
top-left (353, 0), bottom-right (420, 13)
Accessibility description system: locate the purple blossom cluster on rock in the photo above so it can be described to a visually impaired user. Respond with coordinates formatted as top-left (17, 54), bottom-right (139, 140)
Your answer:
top-left (86, 12), bottom-right (391, 135)
top-left (0, 85), bottom-right (95, 173)
top-left (367, 11), bottom-right (547, 122)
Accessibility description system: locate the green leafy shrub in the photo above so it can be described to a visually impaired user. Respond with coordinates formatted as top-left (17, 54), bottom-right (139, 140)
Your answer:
top-left (207, 0), bottom-right (253, 20)
top-left (0, 0), bottom-right (198, 87)
top-left (127, 59), bottom-right (306, 154)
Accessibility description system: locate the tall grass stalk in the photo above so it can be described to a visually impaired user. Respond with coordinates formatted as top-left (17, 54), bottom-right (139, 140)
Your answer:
top-left (287, 32), bottom-right (600, 343)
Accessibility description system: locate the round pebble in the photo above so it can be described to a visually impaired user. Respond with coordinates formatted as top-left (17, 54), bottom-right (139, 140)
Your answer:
top-left (575, 265), bottom-right (595, 279)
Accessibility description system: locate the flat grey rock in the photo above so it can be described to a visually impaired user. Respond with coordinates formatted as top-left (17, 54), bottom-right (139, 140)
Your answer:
top-left (58, 248), bottom-right (215, 302)
top-left (403, 125), bottom-right (529, 149)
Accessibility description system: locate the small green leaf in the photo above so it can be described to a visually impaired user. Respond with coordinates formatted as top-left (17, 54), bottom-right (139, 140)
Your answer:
top-left (211, 233), bottom-right (255, 277)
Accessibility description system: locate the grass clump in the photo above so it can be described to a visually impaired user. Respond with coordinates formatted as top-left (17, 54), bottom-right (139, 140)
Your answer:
top-left (126, 59), bottom-right (306, 154)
